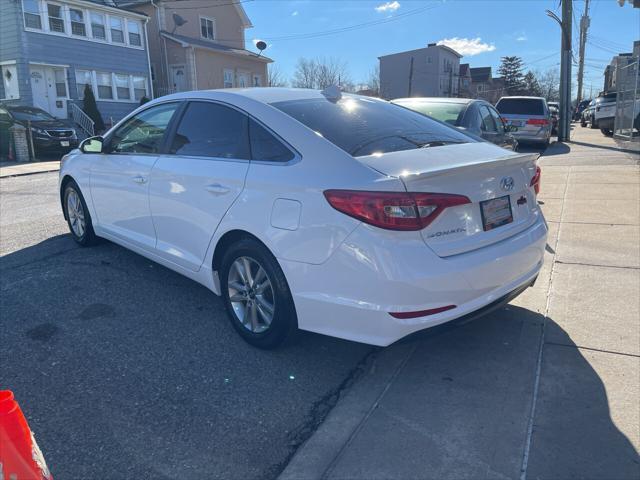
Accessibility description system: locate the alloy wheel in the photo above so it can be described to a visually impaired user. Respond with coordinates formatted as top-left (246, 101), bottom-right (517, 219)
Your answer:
top-left (227, 256), bottom-right (275, 333)
top-left (67, 189), bottom-right (86, 238)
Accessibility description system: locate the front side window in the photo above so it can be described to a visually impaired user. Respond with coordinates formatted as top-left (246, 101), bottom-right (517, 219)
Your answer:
top-left (170, 102), bottom-right (250, 159)
top-left (272, 96), bottom-right (472, 157)
top-left (132, 76), bottom-right (147, 101)
top-left (91, 12), bottom-right (106, 40)
top-left (23, 0), bottom-right (42, 29)
top-left (200, 17), bottom-right (215, 40)
top-left (115, 74), bottom-right (130, 100)
top-left (70, 8), bottom-right (86, 36)
top-left (127, 20), bottom-right (141, 46)
top-left (96, 72), bottom-right (113, 99)
top-left (249, 120), bottom-right (294, 162)
top-left (110, 103), bottom-right (179, 154)
top-left (54, 68), bottom-right (67, 97)
top-left (76, 69), bottom-right (92, 99)
top-left (223, 69), bottom-right (233, 88)
top-left (488, 106), bottom-right (505, 133)
top-left (47, 3), bottom-right (64, 33)
top-left (110, 17), bottom-right (124, 43)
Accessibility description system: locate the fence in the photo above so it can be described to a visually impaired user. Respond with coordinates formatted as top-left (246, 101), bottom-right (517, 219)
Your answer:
top-left (69, 102), bottom-right (95, 138)
top-left (614, 59), bottom-right (639, 140)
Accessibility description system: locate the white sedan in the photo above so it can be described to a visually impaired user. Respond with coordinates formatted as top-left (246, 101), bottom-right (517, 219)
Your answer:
top-left (59, 88), bottom-right (547, 349)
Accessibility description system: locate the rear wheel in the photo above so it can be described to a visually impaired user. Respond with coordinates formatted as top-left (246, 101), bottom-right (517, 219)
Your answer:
top-left (220, 237), bottom-right (297, 349)
top-left (601, 128), bottom-right (613, 137)
top-left (63, 181), bottom-right (97, 246)
top-left (580, 117), bottom-right (587, 127)
top-left (590, 116), bottom-right (598, 129)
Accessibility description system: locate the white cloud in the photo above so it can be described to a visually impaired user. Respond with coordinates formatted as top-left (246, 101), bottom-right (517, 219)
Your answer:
top-left (291, 10), bottom-right (299, 16)
top-left (515, 31), bottom-right (527, 42)
top-left (436, 37), bottom-right (496, 56)
top-left (375, 1), bottom-right (400, 12)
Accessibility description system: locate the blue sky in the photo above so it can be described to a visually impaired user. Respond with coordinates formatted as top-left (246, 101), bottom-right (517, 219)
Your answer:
top-left (244, 0), bottom-right (639, 95)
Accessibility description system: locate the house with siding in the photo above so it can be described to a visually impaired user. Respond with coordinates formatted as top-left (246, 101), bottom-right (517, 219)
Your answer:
top-left (0, 0), bottom-right (152, 132)
top-left (121, 0), bottom-right (272, 96)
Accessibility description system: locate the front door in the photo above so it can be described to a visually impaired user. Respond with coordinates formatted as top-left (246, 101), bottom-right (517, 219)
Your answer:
top-left (29, 66), bottom-right (67, 118)
top-left (149, 101), bottom-right (250, 271)
top-left (90, 102), bottom-right (181, 250)
top-left (170, 65), bottom-right (187, 92)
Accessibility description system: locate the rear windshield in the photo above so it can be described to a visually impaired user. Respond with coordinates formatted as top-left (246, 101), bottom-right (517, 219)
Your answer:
top-left (496, 98), bottom-right (545, 116)
top-left (271, 96), bottom-right (472, 157)
top-left (596, 93), bottom-right (617, 102)
top-left (393, 100), bottom-right (466, 126)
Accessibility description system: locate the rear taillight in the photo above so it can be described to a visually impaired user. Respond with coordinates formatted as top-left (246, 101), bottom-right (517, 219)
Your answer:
top-left (527, 118), bottom-right (549, 126)
top-left (530, 165), bottom-right (541, 195)
top-left (323, 190), bottom-right (471, 231)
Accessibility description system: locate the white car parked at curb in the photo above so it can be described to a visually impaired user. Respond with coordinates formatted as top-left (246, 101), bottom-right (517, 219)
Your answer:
top-left (59, 88), bottom-right (547, 348)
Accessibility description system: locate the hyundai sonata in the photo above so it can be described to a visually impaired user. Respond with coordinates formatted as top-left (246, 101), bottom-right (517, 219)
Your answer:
top-left (60, 88), bottom-right (547, 349)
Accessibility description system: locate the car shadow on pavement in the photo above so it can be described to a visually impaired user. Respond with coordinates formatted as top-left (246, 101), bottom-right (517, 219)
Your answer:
top-left (392, 306), bottom-right (639, 479)
top-left (1, 237), bottom-right (638, 479)
top-left (569, 139), bottom-right (640, 156)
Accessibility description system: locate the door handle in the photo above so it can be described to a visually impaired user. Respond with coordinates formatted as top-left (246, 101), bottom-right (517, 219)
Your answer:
top-left (205, 183), bottom-right (231, 195)
top-left (132, 175), bottom-right (147, 184)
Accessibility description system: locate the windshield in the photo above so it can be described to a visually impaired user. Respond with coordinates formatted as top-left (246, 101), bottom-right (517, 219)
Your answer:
top-left (496, 98), bottom-right (545, 115)
top-left (393, 100), bottom-right (467, 126)
top-left (271, 96), bottom-right (472, 157)
top-left (10, 107), bottom-right (56, 121)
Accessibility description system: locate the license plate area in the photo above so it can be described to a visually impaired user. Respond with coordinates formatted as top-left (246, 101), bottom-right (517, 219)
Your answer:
top-left (60, 141), bottom-right (69, 147)
top-left (510, 120), bottom-right (524, 127)
top-left (480, 195), bottom-right (513, 231)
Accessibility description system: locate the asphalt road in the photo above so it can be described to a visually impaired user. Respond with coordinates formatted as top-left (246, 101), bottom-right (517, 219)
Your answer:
top-left (0, 172), bottom-right (373, 479)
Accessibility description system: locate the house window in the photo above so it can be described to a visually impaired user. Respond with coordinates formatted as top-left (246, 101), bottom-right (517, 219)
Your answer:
top-left (47, 3), bottom-right (65, 33)
top-left (110, 17), bottom-right (124, 43)
top-left (115, 74), bottom-right (130, 100)
top-left (54, 68), bottom-right (67, 97)
top-left (477, 84), bottom-right (484, 93)
top-left (70, 8), bottom-right (86, 36)
top-left (132, 76), bottom-right (147, 100)
top-left (91, 12), bottom-right (106, 40)
top-left (75, 69), bottom-right (92, 99)
top-left (252, 74), bottom-right (262, 87)
top-left (127, 20), bottom-right (141, 46)
top-left (223, 69), bottom-right (234, 88)
top-left (427, 57), bottom-right (432, 64)
top-left (96, 72), bottom-right (113, 99)
top-left (200, 17), bottom-right (215, 40)
top-left (23, 0), bottom-right (42, 29)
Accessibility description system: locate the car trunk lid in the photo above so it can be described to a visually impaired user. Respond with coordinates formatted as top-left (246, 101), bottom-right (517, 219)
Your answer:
top-left (359, 142), bottom-right (541, 257)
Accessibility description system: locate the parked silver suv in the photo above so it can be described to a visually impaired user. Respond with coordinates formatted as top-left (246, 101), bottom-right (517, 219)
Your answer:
top-left (495, 96), bottom-right (552, 146)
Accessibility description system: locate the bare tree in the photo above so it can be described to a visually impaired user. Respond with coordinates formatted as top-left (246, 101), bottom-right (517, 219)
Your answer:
top-left (291, 57), bottom-right (351, 90)
top-left (366, 64), bottom-right (380, 96)
top-left (267, 64), bottom-right (287, 87)
top-left (536, 68), bottom-right (560, 101)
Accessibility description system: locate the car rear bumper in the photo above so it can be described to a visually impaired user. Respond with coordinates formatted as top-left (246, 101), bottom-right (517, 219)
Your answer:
top-left (597, 117), bottom-right (614, 130)
top-left (280, 213), bottom-right (548, 346)
top-left (510, 129), bottom-right (550, 143)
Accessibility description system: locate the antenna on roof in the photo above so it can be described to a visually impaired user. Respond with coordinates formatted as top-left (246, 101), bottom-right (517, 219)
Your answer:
top-left (172, 13), bottom-right (186, 34)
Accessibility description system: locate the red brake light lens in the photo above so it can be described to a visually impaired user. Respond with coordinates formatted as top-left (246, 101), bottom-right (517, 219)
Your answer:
top-left (527, 118), bottom-right (549, 126)
top-left (323, 190), bottom-right (471, 231)
top-left (530, 165), bottom-right (541, 195)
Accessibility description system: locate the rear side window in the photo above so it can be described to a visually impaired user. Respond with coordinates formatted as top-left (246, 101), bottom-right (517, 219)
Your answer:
top-left (496, 98), bottom-right (545, 116)
top-left (249, 120), bottom-right (295, 162)
top-left (170, 101), bottom-right (250, 159)
top-left (394, 100), bottom-right (466, 126)
top-left (271, 96), bottom-right (472, 157)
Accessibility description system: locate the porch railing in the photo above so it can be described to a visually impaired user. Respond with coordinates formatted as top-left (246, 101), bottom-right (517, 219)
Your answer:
top-left (70, 102), bottom-right (95, 138)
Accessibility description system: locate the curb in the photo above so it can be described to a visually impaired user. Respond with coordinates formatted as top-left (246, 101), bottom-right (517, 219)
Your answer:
top-left (0, 168), bottom-right (60, 179)
top-left (278, 342), bottom-right (416, 480)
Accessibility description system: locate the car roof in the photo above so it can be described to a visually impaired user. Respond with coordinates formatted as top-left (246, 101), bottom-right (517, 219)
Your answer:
top-left (392, 97), bottom-right (473, 105)
top-left (497, 96), bottom-right (546, 101)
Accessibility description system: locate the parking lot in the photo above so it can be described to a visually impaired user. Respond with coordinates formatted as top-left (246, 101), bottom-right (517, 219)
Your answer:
top-left (1, 127), bottom-right (639, 479)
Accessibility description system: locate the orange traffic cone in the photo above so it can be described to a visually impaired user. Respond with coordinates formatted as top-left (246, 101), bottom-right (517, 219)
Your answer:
top-left (0, 390), bottom-right (53, 480)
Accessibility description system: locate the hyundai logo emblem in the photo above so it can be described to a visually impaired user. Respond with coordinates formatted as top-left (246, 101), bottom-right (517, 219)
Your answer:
top-left (500, 176), bottom-right (515, 191)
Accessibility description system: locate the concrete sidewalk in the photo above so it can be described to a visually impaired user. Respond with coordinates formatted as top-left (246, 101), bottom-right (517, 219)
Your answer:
top-left (0, 159), bottom-right (60, 178)
top-left (280, 128), bottom-right (640, 480)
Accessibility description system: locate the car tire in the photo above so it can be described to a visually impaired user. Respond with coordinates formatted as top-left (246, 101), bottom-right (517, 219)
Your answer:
top-left (590, 117), bottom-right (598, 129)
top-left (601, 128), bottom-right (614, 137)
top-left (581, 118), bottom-right (587, 127)
top-left (220, 237), bottom-right (298, 349)
top-left (63, 180), bottom-right (98, 246)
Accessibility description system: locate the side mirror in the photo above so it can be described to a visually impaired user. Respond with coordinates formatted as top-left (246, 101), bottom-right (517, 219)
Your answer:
top-left (80, 136), bottom-right (104, 154)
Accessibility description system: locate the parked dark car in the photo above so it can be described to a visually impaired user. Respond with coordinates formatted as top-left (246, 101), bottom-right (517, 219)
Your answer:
top-left (0, 104), bottom-right (78, 156)
top-left (391, 97), bottom-right (518, 151)
top-left (574, 99), bottom-right (591, 121)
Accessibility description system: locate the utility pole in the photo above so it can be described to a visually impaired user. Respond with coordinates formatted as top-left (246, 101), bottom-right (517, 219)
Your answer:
top-left (548, 1), bottom-right (573, 141)
top-left (408, 57), bottom-right (414, 97)
top-left (576, 0), bottom-right (591, 105)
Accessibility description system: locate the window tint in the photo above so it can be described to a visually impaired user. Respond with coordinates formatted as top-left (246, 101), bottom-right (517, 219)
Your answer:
top-left (249, 120), bottom-right (294, 162)
top-left (272, 96), bottom-right (472, 157)
top-left (487, 106), bottom-right (505, 133)
top-left (479, 106), bottom-right (497, 132)
top-left (496, 98), bottom-right (545, 115)
top-left (170, 102), bottom-right (250, 159)
top-left (110, 103), bottom-right (178, 154)
top-left (395, 100), bottom-right (466, 126)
